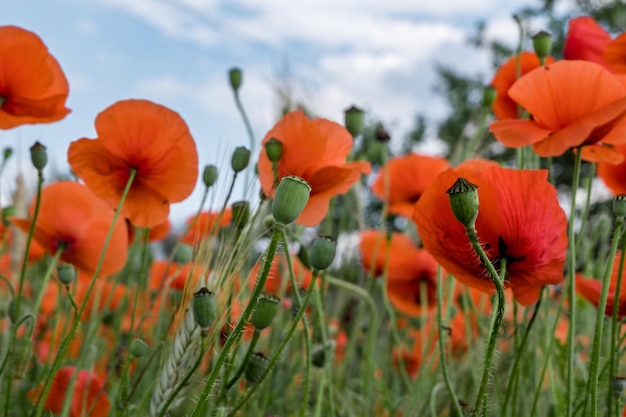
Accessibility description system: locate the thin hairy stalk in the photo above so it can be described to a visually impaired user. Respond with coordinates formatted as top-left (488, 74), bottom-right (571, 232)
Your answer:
top-left (31, 169), bottom-right (137, 417)
top-left (190, 226), bottom-right (283, 416)
top-left (585, 216), bottom-right (624, 417)
top-left (232, 89), bottom-right (255, 194)
top-left (608, 238), bottom-right (626, 416)
top-left (566, 148), bottom-right (583, 417)
top-left (225, 329), bottom-right (260, 390)
top-left (31, 247), bottom-right (64, 315)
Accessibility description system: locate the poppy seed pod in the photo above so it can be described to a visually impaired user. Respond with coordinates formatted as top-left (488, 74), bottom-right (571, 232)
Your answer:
top-left (532, 30), bottom-right (552, 60)
top-left (264, 137), bottom-right (283, 163)
top-left (203, 164), bottom-right (218, 187)
top-left (311, 341), bottom-right (335, 368)
top-left (446, 177), bottom-right (479, 230)
top-left (344, 105), bottom-right (364, 137)
top-left (229, 67), bottom-right (243, 92)
top-left (250, 292), bottom-right (280, 330)
top-left (272, 176), bottom-right (311, 226)
top-left (192, 287), bottom-right (218, 333)
top-left (482, 86), bottom-right (497, 108)
top-left (309, 236), bottom-right (336, 271)
top-left (173, 244), bottom-right (194, 264)
top-left (29, 142), bottom-right (47, 170)
top-left (613, 195), bottom-right (626, 218)
top-left (56, 263), bottom-right (76, 286)
top-left (245, 352), bottom-right (268, 383)
top-left (231, 146), bottom-right (251, 173)
top-left (231, 200), bottom-right (250, 230)
top-left (129, 338), bottom-right (150, 358)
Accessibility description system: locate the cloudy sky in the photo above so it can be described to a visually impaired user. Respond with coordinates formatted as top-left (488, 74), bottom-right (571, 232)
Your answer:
top-left (2, 0), bottom-right (554, 224)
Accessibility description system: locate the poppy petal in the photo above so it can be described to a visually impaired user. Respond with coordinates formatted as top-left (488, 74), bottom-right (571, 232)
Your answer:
top-left (489, 119), bottom-right (551, 148)
top-left (581, 144), bottom-right (625, 164)
top-left (605, 32), bottom-right (626, 74)
top-left (564, 17), bottom-right (612, 70)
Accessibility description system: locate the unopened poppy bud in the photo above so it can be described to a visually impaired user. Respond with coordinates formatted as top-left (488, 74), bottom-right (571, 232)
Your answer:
top-left (311, 341), bottom-right (335, 368)
top-left (272, 176), bottom-right (311, 226)
top-left (11, 337), bottom-right (32, 380)
top-left (174, 244), bottom-right (193, 264)
top-left (231, 200), bottom-right (250, 229)
top-left (309, 236), bottom-right (336, 271)
top-left (231, 146), bottom-right (251, 173)
top-left (613, 195), bottom-right (626, 218)
top-left (482, 86), bottom-right (497, 108)
top-left (265, 138), bottom-right (283, 163)
top-left (344, 105), bottom-right (364, 137)
top-left (245, 352), bottom-right (268, 383)
top-left (203, 165), bottom-right (218, 187)
top-left (375, 123), bottom-right (391, 143)
top-left (3, 147), bottom-right (12, 162)
top-left (250, 293), bottom-right (280, 330)
top-left (229, 67), bottom-right (243, 92)
top-left (30, 142), bottom-right (47, 170)
top-left (57, 264), bottom-right (76, 286)
top-left (192, 287), bottom-right (218, 333)
top-left (446, 177), bottom-right (479, 230)
top-left (532, 30), bottom-right (552, 60)
top-left (129, 338), bottom-right (150, 358)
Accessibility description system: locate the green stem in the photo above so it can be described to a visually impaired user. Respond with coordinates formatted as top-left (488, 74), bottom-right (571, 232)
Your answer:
top-left (31, 247), bottom-right (64, 315)
top-left (227, 272), bottom-right (319, 417)
top-left (502, 289), bottom-right (544, 414)
top-left (225, 329), bottom-right (260, 390)
top-left (233, 90), bottom-right (255, 196)
top-left (566, 148), bottom-right (583, 417)
top-left (468, 226), bottom-right (506, 417)
top-left (436, 267), bottom-right (462, 416)
top-left (608, 239), bottom-right (626, 417)
top-left (313, 274), bottom-right (336, 417)
top-left (32, 169), bottom-right (137, 417)
top-left (585, 216), bottom-right (624, 417)
top-left (190, 226), bottom-right (283, 416)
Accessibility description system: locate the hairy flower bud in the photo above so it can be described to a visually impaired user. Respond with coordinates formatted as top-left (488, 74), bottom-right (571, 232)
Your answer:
top-left (265, 138), bottom-right (283, 163)
top-left (30, 141), bottom-right (47, 170)
top-left (129, 338), bottom-right (150, 358)
top-left (250, 292), bottom-right (280, 330)
top-left (229, 67), bottom-right (243, 92)
top-left (245, 352), bottom-right (268, 383)
top-left (231, 146), bottom-right (251, 173)
top-left (532, 30), bottom-right (552, 60)
top-left (446, 177), bottom-right (479, 230)
top-left (272, 176), bottom-right (311, 226)
top-left (309, 236), bottom-right (336, 271)
top-left (57, 263), bottom-right (76, 286)
top-left (192, 287), bottom-right (218, 333)
top-left (203, 164), bottom-right (218, 187)
top-left (344, 105), bottom-right (364, 137)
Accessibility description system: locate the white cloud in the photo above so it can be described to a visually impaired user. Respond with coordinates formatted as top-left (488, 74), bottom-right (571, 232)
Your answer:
top-left (76, 17), bottom-right (98, 35)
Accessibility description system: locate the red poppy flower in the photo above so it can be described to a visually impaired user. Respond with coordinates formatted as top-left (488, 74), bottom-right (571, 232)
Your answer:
top-left (0, 26), bottom-right (70, 129)
top-left (148, 260), bottom-right (202, 292)
top-left (413, 162), bottom-right (568, 305)
top-left (576, 253), bottom-right (626, 319)
top-left (68, 99), bottom-right (199, 227)
top-left (564, 17), bottom-right (613, 70)
top-left (490, 60), bottom-right (626, 163)
top-left (11, 181), bottom-right (128, 277)
top-left (490, 52), bottom-right (555, 120)
top-left (605, 33), bottom-right (626, 74)
top-left (370, 154), bottom-right (449, 218)
top-left (74, 273), bottom-right (129, 320)
top-left (31, 366), bottom-right (110, 417)
top-left (358, 230), bottom-right (440, 315)
top-left (182, 209), bottom-right (232, 245)
top-left (258, 110), bottom-right (371, 226)
top-left (597, 143), bottom-right (626, 194)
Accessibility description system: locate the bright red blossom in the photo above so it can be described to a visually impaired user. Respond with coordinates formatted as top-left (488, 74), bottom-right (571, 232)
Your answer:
top-left (576, 253), bottom-right (626, 319)
top-left (564, 17), bottom-right (613, 70)
top-left (258, 110), bottom-right (371, 226)
top-left (0, 25), bottom-right (70, 129)
top-left (490, 60), bottom-right (626, 163)
top-left (414, 162), bottom-right (568, 306)
top-left (68, 99), bottom-right (199, 228)
top-left (182, 209), bottom-right (232, 245)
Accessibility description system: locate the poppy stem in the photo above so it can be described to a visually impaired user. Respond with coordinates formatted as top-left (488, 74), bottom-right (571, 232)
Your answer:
top-left (226, 272), bottom-right (319, 417)
top-left (565, 148), bottom-right (583, 417)
top-left (31, 245), bottom-right (64, 316)
top-left (232, 90), bottom-right (255, 198)
top-left (607, 238), bottom-right (626, 417)
top-left (224, 329), bottom-right (261, 390)
top-left (436, 267), bottom-right (463, 416)
top-left (467, 227), bottom-right (506, 417)
top-left (31, 168), bottom-right (137, 417)
top-left (585, 215), bottom-right (624, 417)
top-left (190, 225), bottom-right (283, 416)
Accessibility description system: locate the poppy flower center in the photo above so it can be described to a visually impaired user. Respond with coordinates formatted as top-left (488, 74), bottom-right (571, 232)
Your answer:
top-left (0, 97), bottom-right (4, 107)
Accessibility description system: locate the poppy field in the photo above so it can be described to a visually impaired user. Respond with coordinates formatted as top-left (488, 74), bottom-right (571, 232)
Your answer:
top-left (4, 12), bottom-right (626, 417)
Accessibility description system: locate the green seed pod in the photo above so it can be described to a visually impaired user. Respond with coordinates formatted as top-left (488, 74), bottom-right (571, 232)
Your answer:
top-left (231, 146), bottom-right (251, 173)
top-left (265, 137), bottom-right (283, 163)
top-left (29, 142), bottom-right (47, 171)
top-left (532, 30), bottom-right (552, 60)
top-left (174, 244), bottom-right (194, 264)
top-left (272, 176), bottom-right (311, 226)
top-left (446, 177), bottom-right (479, 230)
top-left (203, 164), bottom-right (218, 187)
top-left (231, 200), bottom-right (250, 230)
top-left (129, 338), bottom-right (150, 358)
top-left (245, 352), bottom-right (268, 384)
top-left (192, 287), bottom-right (218, 333)
top-left (482, 86), bottom-right (497, 108)
top-left (613, 195), bottom-right (626, 218)
top-left (229, 67), bottom-right (243, 92)
top-left (250, 293), bottom-right (280, 330)
top-left (309, 236), bottom-right (336, 271)
top-left (11, 337), bottom-right (33, 380)
top-left (344, 105), bottom-right (364, 137)
top-left (56, 264), bottom-right (76, 286)
top-left (311, 341), bottom-right (335, 368)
